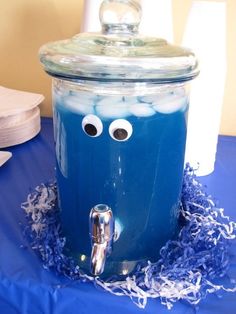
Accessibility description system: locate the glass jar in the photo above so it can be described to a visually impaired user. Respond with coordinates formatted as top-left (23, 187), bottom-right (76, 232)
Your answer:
top-left (39, 0), bottom-right (199, 278)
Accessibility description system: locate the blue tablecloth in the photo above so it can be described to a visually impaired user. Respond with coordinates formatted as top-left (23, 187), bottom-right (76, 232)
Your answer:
top-left (0, 118), bottom-right (235, 314)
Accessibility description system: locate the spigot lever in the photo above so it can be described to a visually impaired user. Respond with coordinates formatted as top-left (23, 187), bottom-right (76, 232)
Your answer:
top-left (89, 204), bottom-right (114, 276)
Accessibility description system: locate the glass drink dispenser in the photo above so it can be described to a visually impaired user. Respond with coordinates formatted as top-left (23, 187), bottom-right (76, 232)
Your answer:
top-left (39, 0), bottom-right (198, 278)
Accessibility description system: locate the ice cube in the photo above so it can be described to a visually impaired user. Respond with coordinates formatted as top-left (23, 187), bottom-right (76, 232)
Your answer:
top-left (96, 103), bottom-right (130, 119)
top-left (96, 95), bottom-right (134, 118)
top-left (139, 87), bottom-right (187, 107)
top-left (153, 93), bottom-right (188, 114)
top-left (96, 96), bottom-right (124, 107)
top-left (139, 95), bottom-right (163, 104)
top-left (64, 95), bottom-right (95, 115)
top-left (129, 103), bottom-right (155, 117)
top-left (123, 97), bottom-right (140, 106)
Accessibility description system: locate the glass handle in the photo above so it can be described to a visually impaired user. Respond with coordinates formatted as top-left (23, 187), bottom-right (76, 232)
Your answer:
top-left (99, 0), bottom-right (142, 35)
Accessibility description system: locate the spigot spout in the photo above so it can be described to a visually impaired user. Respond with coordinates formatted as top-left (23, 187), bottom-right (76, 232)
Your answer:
top-left (89, 204), bottom-right (114, 276)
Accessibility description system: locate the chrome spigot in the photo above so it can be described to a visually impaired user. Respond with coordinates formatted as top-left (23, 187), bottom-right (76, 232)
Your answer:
top-left (89, 204), bottom-right (114, 276)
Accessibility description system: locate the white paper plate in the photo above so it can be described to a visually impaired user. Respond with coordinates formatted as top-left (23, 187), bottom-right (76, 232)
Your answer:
top-left (0, 151), bottom-right (12, 167)
top-left (0, 107), bottom-right (41, 148)
top-left (0, 86), bottom-right (44, 117)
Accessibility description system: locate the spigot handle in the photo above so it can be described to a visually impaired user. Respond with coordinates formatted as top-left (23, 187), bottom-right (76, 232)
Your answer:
top-left (90, 243), bottom-right (107, 276)
top-left (89, 204), bottom-right (114, 276)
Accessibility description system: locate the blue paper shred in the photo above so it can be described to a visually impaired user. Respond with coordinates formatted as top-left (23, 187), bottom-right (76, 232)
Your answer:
top-left (21, 165), bottom-right (236, 309)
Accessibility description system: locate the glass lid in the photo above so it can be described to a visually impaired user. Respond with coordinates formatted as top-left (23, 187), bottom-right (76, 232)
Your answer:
top-left (39, 0), bottom-right (199, 83)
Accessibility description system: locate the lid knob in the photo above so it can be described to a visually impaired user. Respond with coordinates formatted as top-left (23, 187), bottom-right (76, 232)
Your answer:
top-left (99, 0), bottom-right (142, 35)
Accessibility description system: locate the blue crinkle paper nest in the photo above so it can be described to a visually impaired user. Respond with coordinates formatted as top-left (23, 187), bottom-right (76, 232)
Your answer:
top-left (22, 165), bottom-right (236, 309)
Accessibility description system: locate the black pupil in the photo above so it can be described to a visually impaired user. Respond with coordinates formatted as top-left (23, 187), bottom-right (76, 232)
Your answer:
top-left (84, 124), bottom-right (97, 136)
top-left (113, 128), bottom-right (128, 140)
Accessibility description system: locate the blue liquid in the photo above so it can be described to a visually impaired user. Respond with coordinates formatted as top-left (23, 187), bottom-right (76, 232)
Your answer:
top-left (54, 93), bottom-right (187, 277)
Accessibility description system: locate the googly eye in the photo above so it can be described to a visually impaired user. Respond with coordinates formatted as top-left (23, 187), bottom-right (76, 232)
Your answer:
top-left (109, 119), bottom-right (133, 142)
top-left (82, 114), bottom-right (103, 137)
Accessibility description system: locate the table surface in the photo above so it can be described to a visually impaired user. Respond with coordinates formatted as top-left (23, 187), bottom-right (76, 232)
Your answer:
top-left (0, 117), bottom-right (236, 314)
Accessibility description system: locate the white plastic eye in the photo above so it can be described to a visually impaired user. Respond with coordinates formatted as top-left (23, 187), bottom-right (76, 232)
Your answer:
top-left (109, 119), bottom-right (133, 142)
top-left (82, 114), bottom-right (103, 137)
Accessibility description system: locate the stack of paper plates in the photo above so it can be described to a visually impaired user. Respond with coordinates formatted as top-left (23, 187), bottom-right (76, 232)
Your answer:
top-left (0, 86), bottom-right (44, 148)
